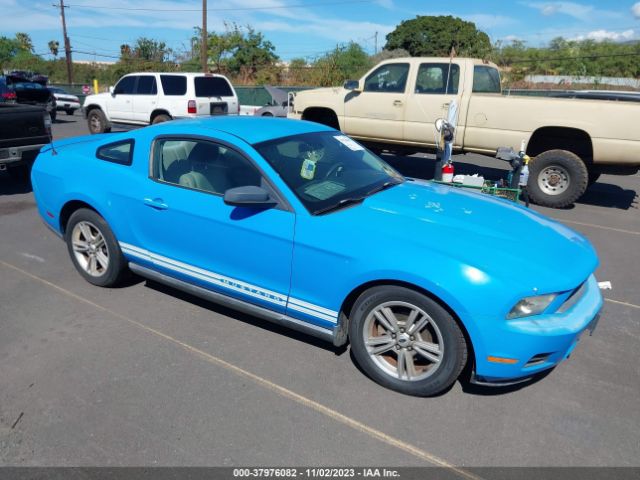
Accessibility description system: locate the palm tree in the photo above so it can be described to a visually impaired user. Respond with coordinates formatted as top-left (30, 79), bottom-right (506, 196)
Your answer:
top-left (48, 40), bottom-right (60, 57)
top-left (15, 32), bottom-right (33, 52)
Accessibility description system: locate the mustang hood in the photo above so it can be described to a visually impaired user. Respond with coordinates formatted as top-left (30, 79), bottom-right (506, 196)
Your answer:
top-left (346, 180), bottom-right (598, 294)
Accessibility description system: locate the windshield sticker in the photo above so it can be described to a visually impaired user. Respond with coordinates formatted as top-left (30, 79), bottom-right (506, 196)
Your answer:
top-left (300, 159), bottom-right (317, 180)
top-left (304, 181), bottom-right (346, 200)
top-left (334, 135), bottom-right (364, 151)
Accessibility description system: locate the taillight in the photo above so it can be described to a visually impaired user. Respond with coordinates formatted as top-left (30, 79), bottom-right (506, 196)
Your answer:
top-left (187, 100), bottom-right (197, 114)
top-left (1, 92), bottom-right (16, 101)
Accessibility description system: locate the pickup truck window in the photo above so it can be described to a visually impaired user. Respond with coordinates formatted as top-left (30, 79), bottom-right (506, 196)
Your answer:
top-left (136, 76), bottom-right (157, 95)
top-left (415, 63), bottom-right (459, 95)
top-left (160, 75), bottom-right (187, 96)
top-left (473, 66), bottom-right (501, 93)
top-left (114, 76), bottom-right (136, 95)
top-left (96, 139), bottom-right (134, 166)
top-left (364, 63), bottom-right (410, 93)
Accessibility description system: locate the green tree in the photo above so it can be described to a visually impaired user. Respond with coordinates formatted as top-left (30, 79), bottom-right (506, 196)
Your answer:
top-left (385, 16), bottom-right (491, 57)
top-left (15, 32), bottom-right (33, 52)
top-left (133, 37), bottom-right (170, 62)
top-left (0, 36), bottom-right (20, 66)
top-left (312, 42), bottom-right (371, 86)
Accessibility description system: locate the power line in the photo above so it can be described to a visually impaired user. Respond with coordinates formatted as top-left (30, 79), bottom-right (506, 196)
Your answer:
top-left (63, 0), bottom-right (372, 12)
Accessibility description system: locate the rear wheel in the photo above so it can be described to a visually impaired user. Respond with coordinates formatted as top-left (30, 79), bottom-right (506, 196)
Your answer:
top-left (152, 114), bottom-right (171, 124)
top-left (66, 109), bottom-right (75, 116)
top-left (87, 109), bottom-right (111, 134)
top-left (527, 149), bottom-right (588, 208)
top-left (261, 112), bottom-right (274, 117)
top-left (349, 286), bottom-right (467, 396)
top-left (65, 209), bottom-right (128, 287)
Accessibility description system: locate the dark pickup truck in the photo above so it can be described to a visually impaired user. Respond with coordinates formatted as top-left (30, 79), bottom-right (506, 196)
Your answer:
top-left (0, 104), bottom-right (51, 180)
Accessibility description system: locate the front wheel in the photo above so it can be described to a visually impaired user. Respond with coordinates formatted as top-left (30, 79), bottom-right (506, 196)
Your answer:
top-left (65, 209), bottom-right (128, 287)
top-left (87, 109), bottom-right (111, 134)
top-left (349, 286), bottom-right (467, 396)
top-left (527, 149), bottom-right (588, 208)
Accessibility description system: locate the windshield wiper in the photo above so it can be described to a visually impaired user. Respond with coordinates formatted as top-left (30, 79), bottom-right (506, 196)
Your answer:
top-left (314, 197), bottom-right (365, 216)
top-left (365, 179), bottom-right (403, 197)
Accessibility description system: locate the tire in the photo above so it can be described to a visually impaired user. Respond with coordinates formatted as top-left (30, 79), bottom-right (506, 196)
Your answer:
top-left (66, 109), bottom-right (75, 116)
top-left (261, 112), bottom-right (274, 117)
top-left (50, 110), bottom-right (57, 122)
top-left (87, 109), bottom-right (111, 134)
top-left (349, 286), bottom-right (467, 396)
top-left (65, 208), bottom-right (128, 287)
top-left (588, 169), bottom-right (601, 186)
top-left (527, 149), bottom-right (588, 208)
top-left (152, 114), bottom-right (171, 124)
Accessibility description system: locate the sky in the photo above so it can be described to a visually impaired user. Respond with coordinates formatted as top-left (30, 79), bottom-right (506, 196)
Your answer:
top-left (2, 0), bottom-right (640, 62)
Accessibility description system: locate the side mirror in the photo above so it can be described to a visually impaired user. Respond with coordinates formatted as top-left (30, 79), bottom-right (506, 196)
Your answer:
top-left (343, 80), bottom-right (362, 92)
top-left (109, 86), bottom-right (115, 96)
top-left (224, 186), bottom-right (275, 207)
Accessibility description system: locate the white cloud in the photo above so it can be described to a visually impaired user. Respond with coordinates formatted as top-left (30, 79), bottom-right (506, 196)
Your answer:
top-left (633, 2), bottom-right (640, 18)
top-left (572, 29), bottom-right (636, 42)
top-left (524, 2), bottom-right (622, 22)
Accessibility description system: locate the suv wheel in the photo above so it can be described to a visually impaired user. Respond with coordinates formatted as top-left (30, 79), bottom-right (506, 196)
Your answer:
top-left (152, 114), bottom-right (171, 124)
top-left (87, 109), bottom-right (111, 134)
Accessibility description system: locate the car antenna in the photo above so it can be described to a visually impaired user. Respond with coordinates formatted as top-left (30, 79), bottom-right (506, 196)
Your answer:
top-left (48, 122), bottom-right (58, 156)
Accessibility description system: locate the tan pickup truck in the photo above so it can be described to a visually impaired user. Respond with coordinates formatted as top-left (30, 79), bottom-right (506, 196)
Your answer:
top-left (288, 57), bottom-right (640, 208)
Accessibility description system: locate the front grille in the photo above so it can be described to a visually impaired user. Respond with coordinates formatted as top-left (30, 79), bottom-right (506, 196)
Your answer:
top-left (557, 280), bottom-right (588, 313)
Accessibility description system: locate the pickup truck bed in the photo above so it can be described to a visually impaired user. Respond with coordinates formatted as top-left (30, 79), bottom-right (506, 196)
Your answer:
top-left (0, 104), bottom-right (51, 179)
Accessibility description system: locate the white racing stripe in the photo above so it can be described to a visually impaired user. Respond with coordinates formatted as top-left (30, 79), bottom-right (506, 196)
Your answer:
top-left (119, 242), bottom-right (338, 324)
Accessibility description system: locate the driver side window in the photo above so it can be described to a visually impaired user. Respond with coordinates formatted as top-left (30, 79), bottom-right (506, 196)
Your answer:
top-left (153, 139), bottom-right (262, 196)
top-left (114, 76), bottom-right (136, 95)
top-left (363, 63), bottom-right (410, 93)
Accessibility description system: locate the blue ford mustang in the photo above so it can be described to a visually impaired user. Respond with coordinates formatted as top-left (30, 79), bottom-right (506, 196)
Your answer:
top-left (31, 117), bottom-right (602, 396)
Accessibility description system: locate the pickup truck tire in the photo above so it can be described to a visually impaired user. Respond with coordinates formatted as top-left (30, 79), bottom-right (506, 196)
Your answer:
top-left (527, 150), bottom-right (588, 208)
top-left (87, 109), bottom-right (111, 134)
top-left (65, 208), bottom-right (128, 287)
top-left (65, 109), bottom-right (75, 116)
top-left (349, 285), bottom-right (467, 396)
top-left (152, 114), bottom-right (171, 124)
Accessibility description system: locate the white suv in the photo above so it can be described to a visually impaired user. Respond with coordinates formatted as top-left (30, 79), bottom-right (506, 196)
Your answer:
top-left (83, 72), bottom-right (239, 134)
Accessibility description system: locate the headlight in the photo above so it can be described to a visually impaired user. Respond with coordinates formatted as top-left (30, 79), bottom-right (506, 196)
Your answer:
top-left (507, 294), bottom-right (557, 319)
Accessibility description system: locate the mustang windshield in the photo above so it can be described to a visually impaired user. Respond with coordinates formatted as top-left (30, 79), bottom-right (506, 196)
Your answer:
top-left (254, 131), bottom-right (403, 215)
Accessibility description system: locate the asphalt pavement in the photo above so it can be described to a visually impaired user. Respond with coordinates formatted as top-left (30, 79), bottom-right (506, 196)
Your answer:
top-left (0, 115), bottom-right (638, 469)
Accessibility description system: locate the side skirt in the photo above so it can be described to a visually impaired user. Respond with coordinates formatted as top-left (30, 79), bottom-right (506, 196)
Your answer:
top-left (129, 262), bottom-right (336, 344)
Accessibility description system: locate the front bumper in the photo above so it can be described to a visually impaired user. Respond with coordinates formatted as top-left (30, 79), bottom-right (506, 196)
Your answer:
top-left (472, 274), bottom-right (603, 384)
top-left (56, 100), bottom-right (81, 111)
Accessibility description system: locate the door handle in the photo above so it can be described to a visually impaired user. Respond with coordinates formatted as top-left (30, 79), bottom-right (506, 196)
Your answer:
top-left (143, 197), bottom-right (168, 210)
top-left (393, 100), bottom-right (403, 106)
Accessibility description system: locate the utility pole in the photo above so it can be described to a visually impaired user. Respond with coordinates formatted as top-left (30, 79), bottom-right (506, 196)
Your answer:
top-left (201, 0), bottom-right (208, 73)
top-left (55, 0), bottom-right (73, 84)
top-left (374, 31), bottom-right (378, 55)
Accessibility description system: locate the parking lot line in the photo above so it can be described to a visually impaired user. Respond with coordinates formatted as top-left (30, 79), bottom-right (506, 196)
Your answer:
top-left (552, 219), bottom-right (640, 236)
top-left (0, 259), bottom-right (481, 480)
top-left (605, 298), bottom-right (640, 310)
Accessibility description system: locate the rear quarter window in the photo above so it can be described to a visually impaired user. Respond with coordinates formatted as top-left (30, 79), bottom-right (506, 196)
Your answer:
top-left (96, 139), bottom-right (134, 166)
top-left (473, 66), bottom-right (501, 94)
top-left (160, 75), bottom-right (187, 96)
top-left (194, 77), bottom-right (234, 97)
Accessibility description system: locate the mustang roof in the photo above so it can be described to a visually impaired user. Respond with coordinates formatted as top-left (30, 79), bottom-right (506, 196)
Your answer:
top-left (152, 116), bottom-right (332, 145)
